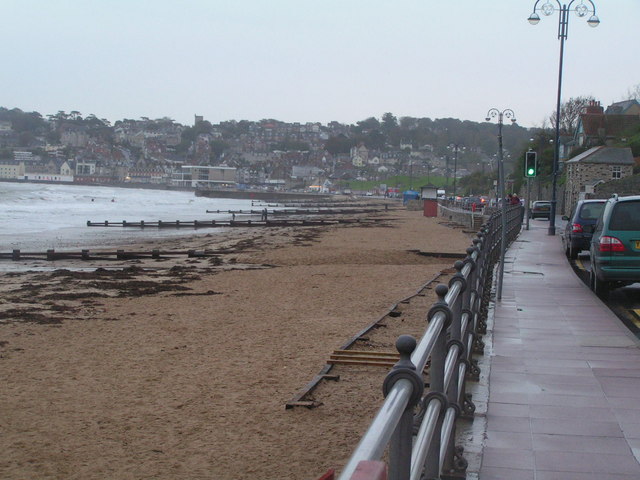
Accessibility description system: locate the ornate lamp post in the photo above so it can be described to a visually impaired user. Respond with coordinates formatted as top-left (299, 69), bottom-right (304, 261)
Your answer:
top-left (448, 144), bottom-right (463, 199)
top-left (486, 108), bottom-right (516, 301)
top-left (528, 0), bottom-right (600, 235)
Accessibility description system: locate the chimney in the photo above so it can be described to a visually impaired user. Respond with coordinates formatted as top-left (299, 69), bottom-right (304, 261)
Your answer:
top-left (585, 100), bottom-right (604, 115)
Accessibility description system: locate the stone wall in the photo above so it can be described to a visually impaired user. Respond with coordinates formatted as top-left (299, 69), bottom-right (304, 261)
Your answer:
top-left (438, 203), bottom-right (484, 230)
top-left (565, 163), bottom-right (633, 214)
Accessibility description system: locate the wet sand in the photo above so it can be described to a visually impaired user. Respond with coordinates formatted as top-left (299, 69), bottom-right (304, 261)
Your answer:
top-left (0, 208), bottom-right (473, 479)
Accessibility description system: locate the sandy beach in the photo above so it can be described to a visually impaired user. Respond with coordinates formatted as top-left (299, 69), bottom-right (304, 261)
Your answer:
top-left (0, 206), bottom-right (474, 480)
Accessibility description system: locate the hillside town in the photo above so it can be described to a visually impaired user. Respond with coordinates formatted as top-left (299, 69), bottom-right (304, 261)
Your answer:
top-left (0, 108), bottom-right (532, 193)
top-left (0, 100), bottom-right (638, 210)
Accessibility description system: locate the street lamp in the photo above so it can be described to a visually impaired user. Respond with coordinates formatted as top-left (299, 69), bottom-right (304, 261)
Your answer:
top-left (486, 108), bottom-right (516, 301)
top-left (448, 144), bottom-right (463, 199)
top-left (528, 0), bottom-right (600, 235)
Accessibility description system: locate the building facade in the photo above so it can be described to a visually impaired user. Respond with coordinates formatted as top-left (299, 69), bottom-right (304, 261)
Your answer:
top-left (564, 146), bottom-right (634, 214)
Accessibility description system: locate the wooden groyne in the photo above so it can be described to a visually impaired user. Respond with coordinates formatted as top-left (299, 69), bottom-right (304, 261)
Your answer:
top-left (205, 207), bottom-right (389, 216)
top-left (195, 188), bottom-right (331, 201)
top-left (1, 249), bottom-right (223, 261)
top-left (251, 201), bottom-right (395, 208)
top-left (86, 218), bottom-right (383, 228)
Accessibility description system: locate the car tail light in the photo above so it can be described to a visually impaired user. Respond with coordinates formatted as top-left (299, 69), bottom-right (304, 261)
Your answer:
top-left (571, 223), bottom-right (583, 233)
top-left (599, 236), bottom-right (626, 252)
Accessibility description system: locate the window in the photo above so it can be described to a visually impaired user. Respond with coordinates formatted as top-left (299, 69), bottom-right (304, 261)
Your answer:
top-left (612, 165), bottom-right (622, 179)
top-left (610, 201), bottom-right (640, 231)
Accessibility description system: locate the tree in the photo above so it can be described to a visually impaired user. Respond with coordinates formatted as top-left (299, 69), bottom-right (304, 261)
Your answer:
top-left (353, 117), bottom-right (380, 134)
top-left (458, 171), bottom-right (493, 196)
top-left (324, 134), bottom-right (353, 155)
top-left (549, 95), bottom-right (595, 135)
top-left (381, 112), bottom-right (398, 133)
top-left (624, 83), bottom-right (640, 100)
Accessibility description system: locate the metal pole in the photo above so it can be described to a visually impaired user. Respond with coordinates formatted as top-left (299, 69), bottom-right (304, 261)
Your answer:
top-left (389, 408), bottom-right (414, 480)
top-left (497, 116), bottom-right (507, 300)
top-left (453, 146), bottom-right (458, 199)
top-left (549, 5), bottom-right (567, 236)
top-left (525, 176), bottom-right (531, 230)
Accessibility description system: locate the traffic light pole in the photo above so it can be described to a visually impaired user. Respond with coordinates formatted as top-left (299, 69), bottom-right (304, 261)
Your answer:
top-left (525, 177), bottom-right (531, 231)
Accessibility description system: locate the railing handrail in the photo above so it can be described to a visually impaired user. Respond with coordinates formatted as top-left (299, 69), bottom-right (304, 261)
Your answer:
top-left (336, 205), bottom-right (523, 480)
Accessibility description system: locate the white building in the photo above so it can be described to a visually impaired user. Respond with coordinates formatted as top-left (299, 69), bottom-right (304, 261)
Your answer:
top-left (172, 165), bottom-right (237, 188)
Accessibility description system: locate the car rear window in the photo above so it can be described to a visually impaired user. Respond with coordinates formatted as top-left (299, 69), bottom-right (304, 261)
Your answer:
top-left (579, 202), bottom-right (604, 220)
top-left (609, 201), bottom-right (640, 231)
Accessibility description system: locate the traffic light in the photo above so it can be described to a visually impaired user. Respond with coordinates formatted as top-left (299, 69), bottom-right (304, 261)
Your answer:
top-left (525, 151), bottom-right (537, 177)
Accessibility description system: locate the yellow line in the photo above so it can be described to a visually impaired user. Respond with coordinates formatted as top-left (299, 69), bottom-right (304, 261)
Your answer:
top-left (630, 310), bottom-right (640, 329)
top-left (575, 259), bottom-right (585, 271)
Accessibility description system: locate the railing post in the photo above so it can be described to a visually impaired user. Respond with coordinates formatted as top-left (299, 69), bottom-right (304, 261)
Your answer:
top-left (383, 336), bottom-right (424, 480)
top-left (422, 285), bottom-right (452, 480)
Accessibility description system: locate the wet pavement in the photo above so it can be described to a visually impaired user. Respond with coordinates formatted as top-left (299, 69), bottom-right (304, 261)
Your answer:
top-left (468, 219), bottom-right (640, 479)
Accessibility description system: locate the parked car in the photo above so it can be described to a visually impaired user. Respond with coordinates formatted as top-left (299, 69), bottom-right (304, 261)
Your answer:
top-left (530, 201), bottom-right (551, 219)
top-left (561, 199), bottom-right (606, 260)
top-left (589, 194), bottom-right (640, 298)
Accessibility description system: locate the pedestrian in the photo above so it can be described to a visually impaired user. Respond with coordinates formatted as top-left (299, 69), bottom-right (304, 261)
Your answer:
top-left (510, 194), bottom-right (520, 205)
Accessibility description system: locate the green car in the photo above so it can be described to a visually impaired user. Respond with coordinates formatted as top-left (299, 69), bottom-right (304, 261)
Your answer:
top-left (590, 194), bottom-right (640, 298)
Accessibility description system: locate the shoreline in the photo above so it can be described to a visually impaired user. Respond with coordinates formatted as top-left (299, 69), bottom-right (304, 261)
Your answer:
top-left (0, 178), bottom-right (342, 202)
top-left (0, 209), bottom-right (473, 479)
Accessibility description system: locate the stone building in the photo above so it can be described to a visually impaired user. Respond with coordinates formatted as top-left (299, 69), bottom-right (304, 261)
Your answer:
top-left (564, 146), bottom-right (634, 214)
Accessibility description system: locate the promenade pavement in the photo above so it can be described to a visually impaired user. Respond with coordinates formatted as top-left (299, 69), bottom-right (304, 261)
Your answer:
top-left (476, 218), bottom-right (640, 479)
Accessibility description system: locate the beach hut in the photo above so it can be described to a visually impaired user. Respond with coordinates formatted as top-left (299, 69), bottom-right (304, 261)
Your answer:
top-left (420, 184), bottom-right (439, 217)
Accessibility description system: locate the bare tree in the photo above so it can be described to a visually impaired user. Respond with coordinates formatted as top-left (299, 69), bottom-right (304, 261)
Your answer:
top-left (549, 95), bottom-right (595, 135)
top-left (624, 83), bottom-right (640, 100)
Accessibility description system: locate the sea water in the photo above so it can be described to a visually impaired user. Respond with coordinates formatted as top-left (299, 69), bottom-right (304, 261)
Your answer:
top-left (0, 182), bottom-right (254, 252)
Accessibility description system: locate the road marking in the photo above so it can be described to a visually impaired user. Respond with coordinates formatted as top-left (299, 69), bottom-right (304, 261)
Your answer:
top-left (575, 259), bottom-right (586, 271)
top-left (630, 310), bottom-right (640, 329)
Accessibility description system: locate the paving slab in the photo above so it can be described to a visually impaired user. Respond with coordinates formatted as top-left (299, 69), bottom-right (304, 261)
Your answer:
top-left (475, 219), bottom-right (640, 478)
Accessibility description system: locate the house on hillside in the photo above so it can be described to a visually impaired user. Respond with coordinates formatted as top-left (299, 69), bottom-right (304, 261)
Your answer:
top-left (573, 100), bottom-right (640, 150)
top-left (350, 144), bottom-right (368, 167)
top-left (605, 99), bottom-right (640, 116)
top-left (564, 146), bottom-right (634, 214)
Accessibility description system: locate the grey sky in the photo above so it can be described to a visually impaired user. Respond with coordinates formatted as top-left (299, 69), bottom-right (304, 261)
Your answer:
top-left (2, 0), bottom-right (638, 128)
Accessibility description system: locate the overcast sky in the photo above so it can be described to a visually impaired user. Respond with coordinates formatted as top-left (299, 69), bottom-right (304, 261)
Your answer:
top-left (2, 0), bottom-right (638, 128)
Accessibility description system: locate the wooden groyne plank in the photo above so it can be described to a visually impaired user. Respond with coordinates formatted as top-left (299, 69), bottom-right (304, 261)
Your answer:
top-left (85, 218), bottom-right (381, 228)
top-left (205, 208), bottom-right (387, 215)
top-left (0, 249), bottom-right (224, 261)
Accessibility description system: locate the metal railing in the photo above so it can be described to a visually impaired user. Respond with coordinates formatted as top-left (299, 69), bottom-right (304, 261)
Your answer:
top-left (338, 206), bottom-right (522, 480)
